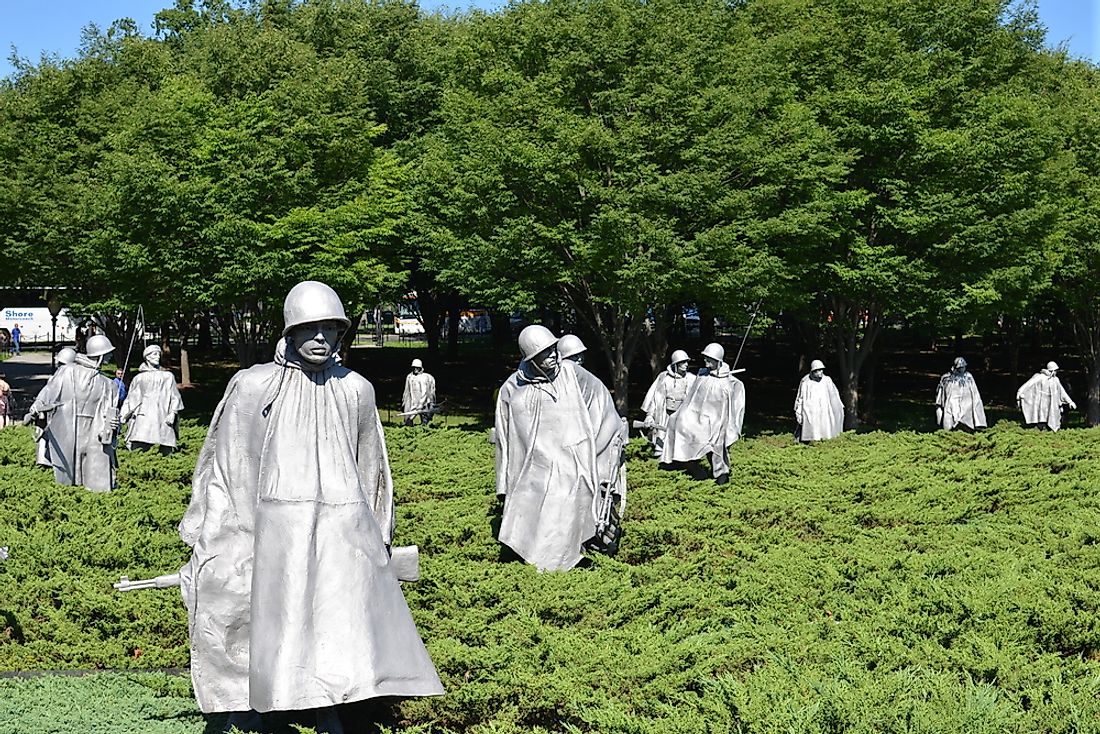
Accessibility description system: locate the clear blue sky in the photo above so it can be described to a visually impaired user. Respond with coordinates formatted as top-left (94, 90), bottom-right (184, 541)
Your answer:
top-left (0, 0), bottom-right (1096, 79)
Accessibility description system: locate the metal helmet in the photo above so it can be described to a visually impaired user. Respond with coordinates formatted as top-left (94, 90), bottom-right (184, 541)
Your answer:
top-left (85, 335), bottom-right (114, 358)
top-left (1046, 361), bottom-right (1059, 372)
top-left (282, 281), bottom-right (351, 336)
top-left (57, 347), bottom-right (77, 365)
top-left (557, 334), bottom-right (586, 359)
top-left (809, 359), bottom-right (826, 372)
top-left (701, 343), bottom-right (725, 362)
top-left (518, 325), bottom-right (558, 361)
top-left (143, 344), bottom-right (162, 360)
top-left (670, 349), bottom-right (689, 365)
top-left (411, 358), bottom-right (424, 369)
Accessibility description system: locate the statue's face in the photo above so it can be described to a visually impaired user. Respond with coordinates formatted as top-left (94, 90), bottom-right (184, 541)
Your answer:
top-left (811, 368), bottom-right (824, 381)
top-left (532, 345), bottom-right (559, 376)
top-left (289, 320), bottom-right (343, 365)
top-left (704, 357), bottom-right (719, 371)
top-left (413, 366), bottom-right (423, 374)
top-left (568, 354), bottom-right (585, 365)
top-left (146, 350), bottom-right (161, 368)
top-left (674, 360), bottom-right (688, 376)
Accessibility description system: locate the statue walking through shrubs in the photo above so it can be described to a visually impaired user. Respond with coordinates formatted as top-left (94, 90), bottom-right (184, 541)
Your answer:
top-left (121, 345), bottom-right (184, 452)
top-left (936, 357), bottom-right (986, 431)
top-left (177, 281), bottom-right (442, 732)
top-left (494, 325), bottom-right (627, 571)
top-left (794, 360), bottom-right (844, 442)
top-left (25, 335), bottom-right (118, 491)
top-left (1017, 361), bottom-right (1075, 431)
top-left (640, 350), bottom-right (695, 456)
top-left (660, 343), bottom-right (744, 484)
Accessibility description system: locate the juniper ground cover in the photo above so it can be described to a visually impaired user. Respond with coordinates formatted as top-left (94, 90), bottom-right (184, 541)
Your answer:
top-left (1, 419), bottom-right (1099, 733)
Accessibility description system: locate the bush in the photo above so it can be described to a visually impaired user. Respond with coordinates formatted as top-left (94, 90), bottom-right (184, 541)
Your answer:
top-left (2, 422), bottom-right (1100, 732)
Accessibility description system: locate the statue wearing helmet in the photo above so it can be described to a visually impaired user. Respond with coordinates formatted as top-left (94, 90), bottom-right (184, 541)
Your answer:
top-left (402, 357), bottom-right (437, 425)
top-left (24, 333), bottom-right (119, 490)
top-left (794, 359), bottom-right (844, 442)
top-left (639, 349), bottom-right (696, 455)
top-left (495, 325), bottom-right (627, 571)
top-left (935, 357), bottom-right (987, 431)
top-left (1016, 360), bottom-right (1076, 431)
top-left (120, 345), bottom-right (184, 453)
top-left (557, 334), bottom-right (587, 364)
top-left (660, 343), bottom-right (746, 483)
top-left (178, 280), bottom-right (442, 727)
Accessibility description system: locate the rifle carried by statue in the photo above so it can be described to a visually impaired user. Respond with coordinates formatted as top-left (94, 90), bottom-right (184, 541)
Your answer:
top-left (114, 546), bottom-right (424, 591)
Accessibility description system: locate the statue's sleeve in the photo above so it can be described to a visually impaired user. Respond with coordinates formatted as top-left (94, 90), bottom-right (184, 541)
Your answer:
top-left (729, 378), bottom-right (746, 443)
top-left (793, 378), bottom-right (805, 421)
top-left (401, 374), bottom-right (412, 410)
top-left (641, 375), bottom-right (663, 418)
top-left (179, 374), bottom-right (241, 548)
top-left (494, 382), bottom-right (510, 497)
top-left (427, 375), bottom-right (437, 405)
top-left (934, 376), bottom-right (948, 406)
top-left (120, 376), bottom-right (142, 422)
top-left (357, 380), bottom-right (394, 546)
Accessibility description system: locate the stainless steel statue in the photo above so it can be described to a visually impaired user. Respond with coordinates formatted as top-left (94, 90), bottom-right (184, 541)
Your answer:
top-left (639, 350), bottom-right (695, 455)
top-left (557, 334), bottom-right (587, 365)
top-left (24, 335), bottom-right (118, 491)
top-left (794, 359), bottom-right (844, 442)
top-left (494, 325), bottom-right (626, 571)
top-left (401, 358), bottom-right (437, 425)
top-left (121, 345), bottom-right (184, 452)
top-left (178, 281), bottom-right (442, 730)
top-left (660, 343), bottom-right (745, 484)
top-left (1017, 361), bottom-right (1075, 431)
top-left (935, 357), bottom-right (987, 431)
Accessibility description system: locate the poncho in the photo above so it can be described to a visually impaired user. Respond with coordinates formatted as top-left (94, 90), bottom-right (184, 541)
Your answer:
top-left (402, 372), bottom-right (436, 414)
top-left (794, 374), bottom-right (844, 441)
top-left (178, 352), bottom-right (443, 714)
top-left (29, 360), bottom-right (117, 491)
top-left (661, 362), bottom-right (744, 462)
top-left (121, 365), bottom-right (184, 448)
top-left (494, 359), bottom-right (625, 571)
top-left (640, 367), bottom-right (696, 452)
top-left (935, 372), bottom-right (987, 430)
top-left (1017, 371), bottom-right (1073, 431)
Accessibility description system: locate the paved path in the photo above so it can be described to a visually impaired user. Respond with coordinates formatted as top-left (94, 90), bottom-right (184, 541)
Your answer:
top-left (1, 352), bottom-right (54, 417)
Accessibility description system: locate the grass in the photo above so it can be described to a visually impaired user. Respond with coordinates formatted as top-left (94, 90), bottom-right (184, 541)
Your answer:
top-left (1, 414), bottom-right (1099, 733)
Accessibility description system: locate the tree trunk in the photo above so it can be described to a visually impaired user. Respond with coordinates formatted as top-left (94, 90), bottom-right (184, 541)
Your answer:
top-left (641, 306), bottom-right (672, 379)
top-left (831, 298), bottom-right (884, 431)
top-left (446, 298), bottom-right (462, 359)
top-left (1072, 312), bottom-right (1100, 427)
top-left (490, 309), bottom-right (512, 347)
top-left (197, 312), bottom-right (213, 353)
top-left (699, 303), bottom-right (716, 344)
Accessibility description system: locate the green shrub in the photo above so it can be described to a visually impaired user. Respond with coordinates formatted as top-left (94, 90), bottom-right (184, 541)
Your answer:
top-left (2, 422), bottom-right (1100, 732)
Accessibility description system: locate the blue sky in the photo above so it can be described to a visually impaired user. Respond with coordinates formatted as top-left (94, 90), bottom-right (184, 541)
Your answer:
top-left (0, 0), bottom-right (1096, 78)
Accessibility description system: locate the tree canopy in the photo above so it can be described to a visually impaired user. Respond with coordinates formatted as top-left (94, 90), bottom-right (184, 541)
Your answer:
top-left (0, 0), bottom-right (1097, 420)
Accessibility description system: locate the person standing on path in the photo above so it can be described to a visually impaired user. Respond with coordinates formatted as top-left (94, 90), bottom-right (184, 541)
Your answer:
top-left (10, 324), bottom-right (20, 356)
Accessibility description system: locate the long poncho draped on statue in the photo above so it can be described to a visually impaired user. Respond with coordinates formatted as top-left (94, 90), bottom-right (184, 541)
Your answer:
top-left (29, 360), bottom-right (116, 491)
top-left (402, 372), bottom-right (436, 415)
top-left (794, 374), bottom-right (844, 441)
top-left (495, 360), bottom-right (625, 571)
top-left (1017, 372), bottom-right (1073, 430)
top-left (661, 362), bottom-right (744, 463)
top-left (936, 372), bottom-right (986, 430)
top-left (178, 353), bottom-right (442, 714)
top-left (121, 365), bottom-right (184, 448)
top-left (640, 368), bottom-right (696, 452)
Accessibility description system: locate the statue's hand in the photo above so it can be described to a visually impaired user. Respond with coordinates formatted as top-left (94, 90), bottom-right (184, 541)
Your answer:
top-left (110, 416), bottom-right (121, 430)
top-left (21, 413), bottom-right (36, 426)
